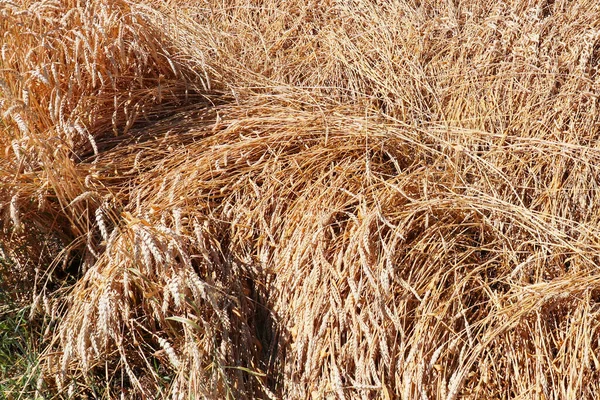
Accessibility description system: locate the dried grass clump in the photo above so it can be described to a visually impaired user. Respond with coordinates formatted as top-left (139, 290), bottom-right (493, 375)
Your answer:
top-left (0, 0), bottom-right (208, 269)
top-left (3, 0), bottom-right (600, 399)
top-left (50, 214), bottom-right (268, 398)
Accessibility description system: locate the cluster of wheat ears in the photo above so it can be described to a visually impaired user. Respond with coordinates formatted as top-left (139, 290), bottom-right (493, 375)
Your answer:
top-left (2, 0), bottom-right (600, 398)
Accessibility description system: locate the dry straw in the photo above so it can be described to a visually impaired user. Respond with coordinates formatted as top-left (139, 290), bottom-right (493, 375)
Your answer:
top-left (3, 0), bottom-right (600, 398)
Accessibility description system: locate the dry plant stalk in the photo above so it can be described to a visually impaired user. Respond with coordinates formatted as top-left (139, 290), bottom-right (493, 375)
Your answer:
top-left (3, 0), bottom-right (600, 399)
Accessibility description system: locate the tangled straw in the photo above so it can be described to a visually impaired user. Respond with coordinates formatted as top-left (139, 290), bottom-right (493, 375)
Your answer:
top-left (3, 0), bottom-right (600, 398)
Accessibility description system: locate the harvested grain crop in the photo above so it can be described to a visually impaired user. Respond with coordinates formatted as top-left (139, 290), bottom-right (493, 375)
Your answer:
top-left (2, 0), bottom-right (600, 399)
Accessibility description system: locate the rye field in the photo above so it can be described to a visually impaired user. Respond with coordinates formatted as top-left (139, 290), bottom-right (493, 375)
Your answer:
top-left (2, 0), bottom-right (600, 398)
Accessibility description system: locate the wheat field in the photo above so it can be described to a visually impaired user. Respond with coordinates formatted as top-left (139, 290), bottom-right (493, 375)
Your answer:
top-left (2, 0), bottom-right (600, 398)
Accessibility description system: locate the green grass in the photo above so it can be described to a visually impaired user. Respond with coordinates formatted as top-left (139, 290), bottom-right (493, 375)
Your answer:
top-left (0, 258), bottom-right (42, 400)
